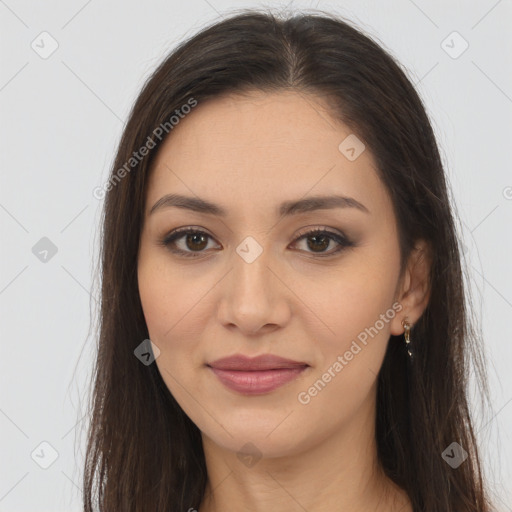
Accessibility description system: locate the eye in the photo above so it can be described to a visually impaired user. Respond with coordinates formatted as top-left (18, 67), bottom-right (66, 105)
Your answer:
top-left (291, 227), bottom-right (355, 257)
top-left (159, 226), bottom-right (354, 259)
top-left (160, 227), bottom-right (220, 258)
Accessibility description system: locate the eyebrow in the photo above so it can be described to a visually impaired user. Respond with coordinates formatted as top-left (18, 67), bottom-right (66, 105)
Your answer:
top-left (149, 193), bottom-right (370, 217)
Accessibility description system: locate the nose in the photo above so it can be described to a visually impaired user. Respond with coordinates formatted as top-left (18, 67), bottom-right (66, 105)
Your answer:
top-left (215, 245), bottom-right (292, 336)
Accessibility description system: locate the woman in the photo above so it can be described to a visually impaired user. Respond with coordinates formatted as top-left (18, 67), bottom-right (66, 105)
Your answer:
top-left (83, 9), bottom-right (494, 511)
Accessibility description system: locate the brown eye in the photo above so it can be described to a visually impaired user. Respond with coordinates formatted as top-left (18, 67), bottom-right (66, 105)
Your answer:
top-left (162, 228), bottom-right (219, 258)
top-left (305, 233), bottom-right (331, 252)
top-left (184, 232), bottom-right (208, 251)
top-left (292, 228), bottom-right (354, 256)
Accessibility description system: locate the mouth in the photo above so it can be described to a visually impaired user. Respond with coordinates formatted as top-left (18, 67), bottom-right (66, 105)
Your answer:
top-left (207, 354), bottom-right (310, 395)
top-left (207, 353), bottom-right (309, 371)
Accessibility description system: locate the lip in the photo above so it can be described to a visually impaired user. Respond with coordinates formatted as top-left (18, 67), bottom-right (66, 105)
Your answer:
top-left (208, 354), bottom-right (309, 371)
top-left (207, 354), bottom-right (310, 395)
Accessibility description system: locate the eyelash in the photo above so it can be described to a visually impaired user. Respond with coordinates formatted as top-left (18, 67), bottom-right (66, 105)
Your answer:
top-left (159, 226), bottom-right (355, 259)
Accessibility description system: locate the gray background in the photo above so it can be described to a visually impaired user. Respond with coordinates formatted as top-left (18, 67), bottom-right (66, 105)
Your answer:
top-left (1, 0), bottom-right (511, 510)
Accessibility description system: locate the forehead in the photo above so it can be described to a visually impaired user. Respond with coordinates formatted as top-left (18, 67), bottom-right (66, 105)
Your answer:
top-left (146, 90), bottom-right (389, 219)
top-left (153, 90), bottom-right (364, 165)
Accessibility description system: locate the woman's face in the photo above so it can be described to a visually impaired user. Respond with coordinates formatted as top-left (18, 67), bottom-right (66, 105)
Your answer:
top-left (137, 90), bottom-right (410, 458)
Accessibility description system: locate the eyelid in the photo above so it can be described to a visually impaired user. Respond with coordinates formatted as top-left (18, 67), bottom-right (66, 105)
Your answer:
top-left (293, 225), bottom-right (347, 241)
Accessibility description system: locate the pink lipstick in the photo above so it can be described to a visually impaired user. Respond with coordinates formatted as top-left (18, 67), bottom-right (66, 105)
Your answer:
top-left (207, 354), bottom-right (309, 395)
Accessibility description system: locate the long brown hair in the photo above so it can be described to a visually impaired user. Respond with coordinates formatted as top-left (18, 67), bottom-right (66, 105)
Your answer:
top-left (82, 8), bottom-right (493, 511)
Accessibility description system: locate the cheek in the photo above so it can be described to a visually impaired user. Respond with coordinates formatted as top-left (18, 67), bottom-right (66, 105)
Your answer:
top-left (305, 244), bottom-right (401, 398)
top-left (137, 252), bottom-right (214, 388)
top-left (311, 250), bottom-right (400, 343)
top-left (137, 263), bottom-right (173, 344)
top-left (137, 250), bottom-right (209, 344)
top-left (137, 258), bottom-right (202, 410)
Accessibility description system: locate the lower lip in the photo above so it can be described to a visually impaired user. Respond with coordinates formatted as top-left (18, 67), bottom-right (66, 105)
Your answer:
top-left (208, 366), bottom-right (308, 395)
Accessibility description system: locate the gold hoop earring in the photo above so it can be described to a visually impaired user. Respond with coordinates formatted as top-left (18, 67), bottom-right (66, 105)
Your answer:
top-left (401, 318), bottom-right (413, 359)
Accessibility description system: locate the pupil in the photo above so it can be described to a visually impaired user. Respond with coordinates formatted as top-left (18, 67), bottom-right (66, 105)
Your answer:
top-left (187, 233), bottom-right (207, 251)
top-left (308, 235), bottom-right (328, 252)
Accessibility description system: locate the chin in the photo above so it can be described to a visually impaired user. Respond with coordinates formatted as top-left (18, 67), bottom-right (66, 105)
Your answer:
top-left (201, 420), bottom-right (314, 461)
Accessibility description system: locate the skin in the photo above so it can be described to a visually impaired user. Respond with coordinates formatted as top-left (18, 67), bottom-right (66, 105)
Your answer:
top-left (137, 90), bottom-right (431, 512)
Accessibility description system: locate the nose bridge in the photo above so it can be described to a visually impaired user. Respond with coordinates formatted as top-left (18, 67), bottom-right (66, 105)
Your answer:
top-left (231, 234), bottom-right (275, 301)
top-left (216, 233), bottom-right (289, 333)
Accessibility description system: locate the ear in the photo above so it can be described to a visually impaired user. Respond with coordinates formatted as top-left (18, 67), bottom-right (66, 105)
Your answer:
top-left (390, 239), bottom-right (432, 336)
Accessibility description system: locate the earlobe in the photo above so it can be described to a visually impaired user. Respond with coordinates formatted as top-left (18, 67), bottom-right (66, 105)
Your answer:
top-left (390, 239), bottom-right (432, 336)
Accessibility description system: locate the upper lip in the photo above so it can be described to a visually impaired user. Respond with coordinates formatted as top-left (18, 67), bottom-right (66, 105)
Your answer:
top-left (207, 354), bottom-right (309, 371)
